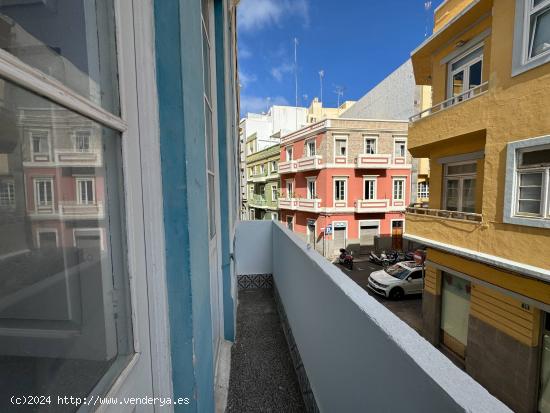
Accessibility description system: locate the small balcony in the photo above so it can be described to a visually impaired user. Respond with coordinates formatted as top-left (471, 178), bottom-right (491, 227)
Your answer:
top-left (406, 206), bottom-right (482, 222)
top-left (296, 155), bottom-right (323, 172)
top-left (278, 198), bottom-right (297, 210)
top-left (230, 221), bottom-right (509, 412)
top-left (409, 82), bottom-right (489, 123)
top-left (59, 201), bottom-right (105, 219)
top-left (250, 171), bottom-right (268, 183)
top-left (278, 160), bottom-right (297, 174)
top-left (248, 196), bottom-right (267, 208)
top-left (354, 198), bottom-right (389, 213)
top-left (296, 198), bottom-right (321, 212)
top-left (356, 153), bottom-right (392, 169)
top-left (54, 149), bottom-right (103, 167)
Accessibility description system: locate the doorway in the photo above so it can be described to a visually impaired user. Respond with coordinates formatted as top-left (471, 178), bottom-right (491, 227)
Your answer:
top-left (391, 220), bottom-right (404, 250)
top-left (359, 221), bottom-right (379, 255)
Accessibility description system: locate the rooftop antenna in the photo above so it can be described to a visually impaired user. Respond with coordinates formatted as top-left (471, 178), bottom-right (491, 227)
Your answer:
top-left (334, 85), bottom-right (345, 108)
top-left (294, 37), bottom-right (299, 129)
top-left (318, 69), bottom-right (325, 103)
top-left (424, 1), bottom-right (432, 38)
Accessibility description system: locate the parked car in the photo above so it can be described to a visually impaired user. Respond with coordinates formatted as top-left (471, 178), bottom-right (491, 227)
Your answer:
top-left (367, 261), bottom-right (423, 299)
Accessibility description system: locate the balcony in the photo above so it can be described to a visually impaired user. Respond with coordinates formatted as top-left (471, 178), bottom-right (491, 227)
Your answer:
top-left (296, 155), bottom-right (323, 172)
top-left (248, 196), bottom-right (267, 208)
top-left (278, 160), bottom-right (297, 174)
top-left (250, 171), bottom-right (268, 183)
top-left (59, 201), bottom-right (105, 219)
top-left (278, 198), bottom-right (297, 210)
top-left (407, 206), bottom-right (482, 222)
top-left (54, 149), bottom-right (103, 167)
top-left (354, 199), bottom-right (389, 213)
top-left (409, 82), bottom-right (489, 123)
top-left (356, 153), bottom-right (392, 169)
top-left (231, 221), bottom-right (509, 412)
top-left (296, 198), bottom-right (321, 212)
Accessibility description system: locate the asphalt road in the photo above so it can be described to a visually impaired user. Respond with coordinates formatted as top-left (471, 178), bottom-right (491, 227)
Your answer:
top-left (335, 258), bottom-right (423, 334)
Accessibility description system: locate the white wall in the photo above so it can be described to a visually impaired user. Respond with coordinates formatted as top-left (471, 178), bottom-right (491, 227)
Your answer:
top-left (235, 220), bottom-right (511, 413)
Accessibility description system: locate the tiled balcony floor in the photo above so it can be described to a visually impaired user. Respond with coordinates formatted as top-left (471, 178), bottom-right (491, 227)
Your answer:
top-left (226, 289), bottom-right (305, 412)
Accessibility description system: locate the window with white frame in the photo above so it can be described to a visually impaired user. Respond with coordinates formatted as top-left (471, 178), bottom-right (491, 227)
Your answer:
top-left (394, 139), bottom-right (407, 158)
top-left (34, 178), bottom-right (53, 208)
top-left (444, 162), bottom-right (477, 212)
top-left (364, 178), bottom-right (376, 200)
top-left (418, 181), bottom-right (429, 198)
top-left (307, 178), bottom-right (316, 199)
top-left (393, 178), bottom-right (405, 201)
top-left (286, 180), bottom-right (294, 198)
top-left (31, 132), bottom-right (49, 155)
top-left (306, 139), bottom-right (316, 156)
top-left (272, 185), bottom-right (278, 200)
top-left (286, 146), bottom-right (293, 161)
top-left (513, 0), bottom-right (550, 74)
top-left (260, 164), bottom-right (265, 175)
top-left (364, 135), bottom-right (377, 154)
top-left (334, 178), bottom-right (346, 201)
top-left (74, 131), bottom-right (91, 152)
top-left (0, 180), bottom-right (15, 207)
top-left (76, 178), bottom-right (95, 204)
top-left (514, 145), bottom-right (550, 218)
top-left (447, 45), bottom-right (483, 99)
top-left (335, 137), bottom-right (347, 157)
top-left (271, 160), bottom-right (278, 173)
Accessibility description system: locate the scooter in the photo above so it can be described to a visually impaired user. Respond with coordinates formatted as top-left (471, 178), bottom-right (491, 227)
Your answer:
top-left (338, 248), bottom-right (354, 270)
top-left (369, 250), bottom-right (388, 265)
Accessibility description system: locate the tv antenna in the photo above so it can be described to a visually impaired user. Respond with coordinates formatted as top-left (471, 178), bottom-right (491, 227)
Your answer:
top-left (318, 69), bottom-right (325, 103)
top-left (334, 85), bottom-right (345, 107)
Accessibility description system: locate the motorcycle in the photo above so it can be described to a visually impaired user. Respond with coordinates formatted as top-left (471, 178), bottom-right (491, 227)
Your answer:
top-left (338, 248), bottom-right (354, 270)
top-left (369, 250), bottom-right (399, 268)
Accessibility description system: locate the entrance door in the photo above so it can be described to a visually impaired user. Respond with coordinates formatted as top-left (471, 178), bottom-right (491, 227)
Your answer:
top-left (286, 216), bottom-right (293, 230)
top-left (391, 220), bottom-right (403, 250)
top-left (441, 272), bottom-right (471, 359)
top-left (333, 225), bottom-right (346, 253)
top-left (359, 223), bottom-right (378, 254)
top-left (307, 223), bottom-right (316, 246)
top-left (202, 0), bottom-right (223, 371)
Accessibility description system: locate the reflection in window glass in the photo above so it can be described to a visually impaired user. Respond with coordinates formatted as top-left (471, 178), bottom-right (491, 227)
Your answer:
top-left (0, 1), bottom-right (119, 113)
top-left (441, 273), bottom-right (471, 358)
top-left (0, 78), bottom-right (132, 411)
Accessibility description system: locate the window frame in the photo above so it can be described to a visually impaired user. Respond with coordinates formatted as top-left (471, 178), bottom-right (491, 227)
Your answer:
top-left (443, 161), bottom-right (478, 212)
top-left (392, 177), bottom-right (406, 202)
top-left (334, 135), bottom-right (348, 160)
top-left (446, 44), bottom-right (484, 99)
top-left (76, 176), bottom-right (96, 205)
top-left (364, 134), bottom-right (378, 155)
top-left (286, 146), bottom-right (293, 161)
top-left (393, 137), bottom-right (407, 159)
top-left (364, 177), bottom-right (377, 200)
top-left (513, 0), bottom-right (550, 75)
top-left (33, 177), bottom-right (54, 210)
top-left (306, 139), bottom-right (316, 157)
top-left (0, 179), bottom-right (15, 207)
top-left (73, 129), bottom-right (91, 152)
top-left (334, 177), bottom-right (347, 202)
top-left (417, 181), bottom-right (429, 199)
top-left (307, 177), bottom-right (316, 199)
top-left (30, 129), bottom-right (51, 157)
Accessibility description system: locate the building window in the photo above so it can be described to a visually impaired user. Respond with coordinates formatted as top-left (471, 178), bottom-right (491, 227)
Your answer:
top-left (0, 180), bottom-right (15, 207)
top-left (34, 178), bottom-right (53, 208)
top-left (286, 215), bottom-right (293, 230)
top-left (306, 139), bottom-right (316, 156)
top-left (394, 139), bottom-right (407, 158)
top-left (31, 132), bottom-right (49, 155)
top-left (260, 164), bottom-right (265, 175)
top-left (334, 179), bottom-right (346, 201)
top-left (441, 272), bottom-right (471, 359)
top-left (286, 146), bottom-right (293, 161)
top-left (286, 180), bottom-right (293, 198)
top-left (447, 45), bottom-right (483, 99)
top-left (514, 145), bottom-right (550, 218)
top-left (75, 131), bottom-right (91, 152)
top-left (272, 186), bottom-right (278, 201)
top-left (444, 162), bottom-right (477, 213)
top-left (513, 0), bottom-right (550, 75)
top-left (364, 178), bottom-right (376, 200)
top-left (392, 178), bottom-right (405, 201)
top-left (335, 137), bottom-right (347, 157)
top-left (417, 181), bottom-right (429, 198)
top-left (271, 160), bottom-right (278, 173)
top-left (77, 178), bottom-right (95, 205)
top-left (364, 135), bottom-right (377, 154)
top-left (307, 178), bottom-right (316, 199)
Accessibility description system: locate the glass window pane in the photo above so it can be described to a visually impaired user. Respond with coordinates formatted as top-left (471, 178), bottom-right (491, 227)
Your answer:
top-left (447, 162), bottom-right (477, 175)
top-left (441, 273), bottom-right (471, 356)
top-left (520, 148), bottom-right (550, 167)
top-left (208, 173), bottom-right (216, 238)
top-left (462, 178), bottom-right (476, 212)
top-left (451, 47), bottom-right (483, 71)
top-left (469, 60), bottom-right (482, 88)
top-left (452, 71), bottom-right (465, 96)
top-left (521, 171), bottom-right (544, 185)
top-left (0, 1), bottom-right (119, 113)
top-left (202, 26), bottom-right (211, 103)
top-left (446, 180), bottom-right (459, 210)
top-left (530, 7), bottom-right (550, 58)
top-left (518, 200), bottom-right (542, 214)
top-left (0, 78), bottom-right (132, 409)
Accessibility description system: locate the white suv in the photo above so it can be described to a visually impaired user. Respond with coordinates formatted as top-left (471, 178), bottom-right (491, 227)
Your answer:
top-left (368, 261), bottom-right (423, 299)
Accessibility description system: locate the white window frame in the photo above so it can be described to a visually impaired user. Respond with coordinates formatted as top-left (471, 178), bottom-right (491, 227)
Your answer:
top-left (393, 137), bottom-right (407, 158)
top-left (0, 179), bottom-right (15, 207)
top-left (73, 129), bottom-right (91, 152)
top-left (36, 228), bottom-right (59, 248)
top-left (363, 176), bottom-right (377, 200)
top-left (272, 185), bottom-right (278, 201)
top-left (30, 129), bottom-right (50, 156)
top-left (334, 135), bottom-right (348, 160)
top-left (392, 177), bottom-right (406, 202)
top-left (418, 181), bottom-right (429, 198)
top-left (334, 177), bottom-right (347, 203)
top-left (364, 134), bottom-right (378, 155)
top-left (513, 0), bottom-right (550, 75)
top-left (306, 139), bottom-right (316, 157)
top-left (271, 160), bottom-right (278, 173)
top-left (34, 177), bottom-right (54, 210)
top-left (286, 146), bottom-right (293, 161)
top-left (0, 0), bottom-right (172, 402)
top-left (443, 161), bottom-right (478, 212)
top-left (307, 177), bottom-right (316, 199)
top-left (446, 44), bottom-right (484, 99)
top-left (286, 179), bottom-right (294, 199)
top-left (73, 228), bottom-right (105, 251)
top-left (76, 176), bottom-right (96, 205)
top-left (504, 136), bottom-right (550, 228)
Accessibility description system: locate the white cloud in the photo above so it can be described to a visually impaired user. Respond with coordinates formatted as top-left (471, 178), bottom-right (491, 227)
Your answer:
top-left (270, 62), bottom-right (294, 82)
top-left (238, 0), bottom-right (309, 32)
top-left (239, 44), bottom-right (252, 59)
top-left (240, 95), bottom-right (289, 114)
top-left (238, 70), bottom-right (257, 88)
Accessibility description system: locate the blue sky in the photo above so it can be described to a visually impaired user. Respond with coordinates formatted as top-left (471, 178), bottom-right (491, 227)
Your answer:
top-left (237, 0), bottom-right (443, 115)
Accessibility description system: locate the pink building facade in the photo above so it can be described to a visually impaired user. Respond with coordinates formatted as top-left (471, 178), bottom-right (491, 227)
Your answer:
top-left (278, 118), bottom-right (411, 257)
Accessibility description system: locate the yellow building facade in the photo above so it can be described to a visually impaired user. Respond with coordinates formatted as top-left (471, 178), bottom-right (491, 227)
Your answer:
top-left (407, 1), bottom-right (550, 412)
